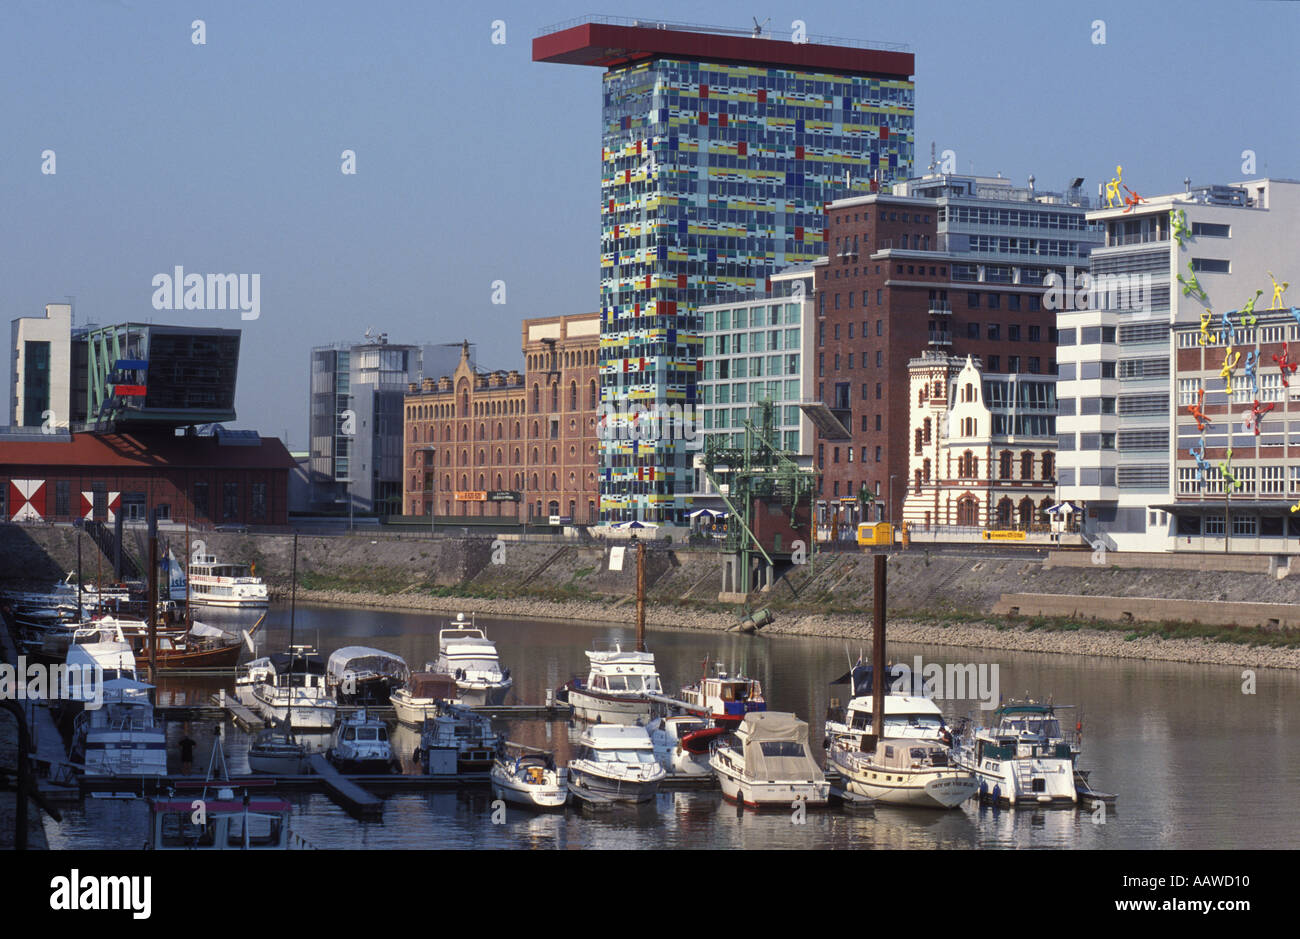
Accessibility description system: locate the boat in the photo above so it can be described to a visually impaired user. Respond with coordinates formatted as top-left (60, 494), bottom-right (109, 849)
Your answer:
top-left (566, 723), bottom-right (665, 805)
top-left (679, 665), bottom-right (766, 728)
top-left (824, 693), bottom-right (952, 749)
top-left (69, 678), bottom-right (168, 778)
top-left (51, 622), bottom-right (141, 729)
top-left (951, 702), bottom-right (1080, 807)
top-left (247, 723), bottom-right (308, 775)
top-left (187, 554), bottom-right (269, 609)
top-left (326, 646), bottom-right (410, 706)
top-left (557, 639), bottom-right (664, 724)
top-left (430, 613), bottom-right (512, 706)
top-left (391, 671), bottom-right (461, 726)
top-left (235, 647), bottom-right (336, 731)
top-left (829, 736), bottom-right (979, 809)
top-left (709, 711), bottom-right (830, 809)
top-left (328, 709), bottom-right (398, 774)
top-left (646, 715), bottom-right (723, 777)
top-left (412, 703), bottom-right (501, 776)
top-left (490, 745), bottom-right (568, 810)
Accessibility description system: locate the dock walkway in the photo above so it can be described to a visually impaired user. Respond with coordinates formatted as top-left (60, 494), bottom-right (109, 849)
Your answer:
top-left (306, 754), bottom-right (383, 819)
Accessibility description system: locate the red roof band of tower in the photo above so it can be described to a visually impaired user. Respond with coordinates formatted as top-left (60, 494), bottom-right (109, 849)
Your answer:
top-left (533, 22), bottom-right (914, 78)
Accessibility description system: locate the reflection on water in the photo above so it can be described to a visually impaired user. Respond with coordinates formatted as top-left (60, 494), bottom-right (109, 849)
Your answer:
top-left (42, 602), bottom-right (1300, 850)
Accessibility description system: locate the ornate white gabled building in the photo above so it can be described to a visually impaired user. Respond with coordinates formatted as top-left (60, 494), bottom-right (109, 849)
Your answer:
top-left (902, 352), bottom-right (1057, 530)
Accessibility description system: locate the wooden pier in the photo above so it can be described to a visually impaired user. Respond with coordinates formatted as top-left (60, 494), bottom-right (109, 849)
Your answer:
top-left (306, 754), bottom-right (384, 819)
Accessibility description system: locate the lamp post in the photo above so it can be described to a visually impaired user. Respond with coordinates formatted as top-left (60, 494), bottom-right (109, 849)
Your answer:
top-left (888, 474), bottom-right (897, 529)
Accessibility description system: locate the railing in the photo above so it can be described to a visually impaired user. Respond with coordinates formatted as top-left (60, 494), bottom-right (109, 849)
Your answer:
top-left (927, 331), bottom-right (952, 346)
top-left (928, 301), bottom-right (952, 316)
top-left (535, 14), bottom-right (912, 51)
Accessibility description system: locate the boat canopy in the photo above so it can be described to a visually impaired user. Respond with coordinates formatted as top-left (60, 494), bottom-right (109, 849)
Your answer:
top-left (268, 651), bottom-right (326, 676)
top-left (874, 739), bottom-right (947, 769)
top-left (188, 622), bottom-right (234, 640)
top-left (406, 672), bottom-right (459, 699)
top-left (737, 712), bottom-right (821, 781)
top-left (327, 647), bottom-right (411, 684)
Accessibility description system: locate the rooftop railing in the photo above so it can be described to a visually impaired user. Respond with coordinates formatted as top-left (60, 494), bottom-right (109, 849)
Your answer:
top-left (536, 14), bottom-right (910, 52)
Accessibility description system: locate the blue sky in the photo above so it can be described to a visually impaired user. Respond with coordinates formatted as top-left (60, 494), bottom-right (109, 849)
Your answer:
top-left (2, 0), bottom-right (1296, 448)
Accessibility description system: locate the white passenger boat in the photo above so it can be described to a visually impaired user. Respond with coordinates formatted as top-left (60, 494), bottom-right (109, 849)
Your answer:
top-left (69, 678), bottom-right (168, 777)
top-left (188, 555), bottom-right (269, 609)
top-left (413, 703), bottom-right (500, 776)
top-left (830, 736), bottom-right (978, 809)
top-left (566, 724), bottom-right (665, 805)
top-left (951, 702), bottom-right (1079, 807)
top-left (709, 711), bottom-right (830, 810)
top-left (559, 639), bottom-right (663, 724)
top-left (646, 715), bottom-right (723, 777)
top-left (328, 709), bottom-right (397, 774)
top-left (247, 724), bottom-right (308, 775)
top-left (491, 746), bottom-right (568, 810)
top-left (235, 647), bottom-right (336, 731)
top-left (431, 613), bottom-right (512, 706)
top-left (326, 646), bottom-right (410, 706)
top-left (679, 666), bottom-right (766, 728)
top-left (390, 671), bottom-right (460, 726)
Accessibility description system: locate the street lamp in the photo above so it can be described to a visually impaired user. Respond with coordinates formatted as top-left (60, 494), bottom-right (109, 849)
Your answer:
top-left (888, 475), bottom-right (897, 529)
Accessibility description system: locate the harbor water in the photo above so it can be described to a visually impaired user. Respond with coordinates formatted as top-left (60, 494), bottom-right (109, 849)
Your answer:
top-left (42, 604), bottom-right (1300, 850)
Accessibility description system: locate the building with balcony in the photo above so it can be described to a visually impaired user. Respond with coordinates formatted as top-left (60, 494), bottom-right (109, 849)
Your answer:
top-left (534, 17), bottom-right (916, 523)
top-left (1058, 177), bottom-right (1300, 551)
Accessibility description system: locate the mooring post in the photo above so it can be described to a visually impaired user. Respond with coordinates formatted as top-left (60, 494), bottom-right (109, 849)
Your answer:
top-left (147, 509), bottom-right (159, 680)
top-left (635, 540), bottom-right (646, 652)
top-left (871, 551), bottom-right (886, 740)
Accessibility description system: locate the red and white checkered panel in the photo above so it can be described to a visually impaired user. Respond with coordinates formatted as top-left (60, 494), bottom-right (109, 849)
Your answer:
top-left (9, 479), bottom-right (46, 521)
top-left (80, 490), bottom-right (121, 521)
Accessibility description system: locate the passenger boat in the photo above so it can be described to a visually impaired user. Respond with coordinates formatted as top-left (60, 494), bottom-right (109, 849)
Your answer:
top-left (326, 646), bottom-right (410, 706)
top-left (69, 678), bottom-right (168, 777)
top-left (328, 709), bottom-right (398, 774)
top-left (566, 723), bottom-right (665, 805)
top-left (247, 723), bottom-right (308, 775)
top-left (679, 665), bottom-right (766, 728)
top-left (830, 736), bottom-right (978, 809)
top-left (412, 703), bottom-right (501, 776)
top-left (390, 671), bottom-right (460, 726)
top-left (491, 745), bottom-right (568, 810)
top-left (235, 647), bottom-right (336, 731)
top-left (558, 639), bottom-right (663, 724)
top-left (709, 711), bottom-right (830, 809)
top-left (646, 715), bottom-right (722, 777)
top-left (951, 702), bottom-right (1080, 807)
top-left (187, 555), bottom-right (269, 609)
top-left (431, 614), bottom-right (513, 706)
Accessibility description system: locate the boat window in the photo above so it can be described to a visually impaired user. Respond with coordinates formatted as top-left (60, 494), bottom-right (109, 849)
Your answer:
top-left (227, 814), bottom-right (283, 847)
top-left (644, 676), bottom-right (660, 693)
top-left (607, 676), bottom-right (627, 691)
top-left (760, 741), bottom-right (808, 758)
top-left (158, 813), bottom-right (216, 847)
top-left (344, 728), bottom-right (356, 741)
top-left (377, 727), bottom-right (388, 741)
top-left (358, 728), bottom-right (377, 741)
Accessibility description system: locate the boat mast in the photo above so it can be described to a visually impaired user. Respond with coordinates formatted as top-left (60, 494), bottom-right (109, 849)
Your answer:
top-left (147, 508), bottom-right (159, 681)
top-left (288, 533), bottom-right (298, 696)
top-left (185, 517), bottom-right (192, 629)
top-left (635, 539), bottom-right (646, 653)
top-left (871, 552), bottom-right (886, 742)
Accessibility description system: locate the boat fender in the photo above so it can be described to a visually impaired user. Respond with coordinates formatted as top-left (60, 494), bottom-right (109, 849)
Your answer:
top-left (991, 785), bottom-right (1001, 803)
top-left (412, 747), bottom-right (422, 764)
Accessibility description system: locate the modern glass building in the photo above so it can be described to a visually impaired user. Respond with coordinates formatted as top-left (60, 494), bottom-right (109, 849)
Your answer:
top-left (535, 18), bottom-right (915, 523)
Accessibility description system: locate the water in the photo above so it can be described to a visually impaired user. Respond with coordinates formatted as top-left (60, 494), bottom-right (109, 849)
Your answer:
top-left (43, 604), bottom-right (1300, 850)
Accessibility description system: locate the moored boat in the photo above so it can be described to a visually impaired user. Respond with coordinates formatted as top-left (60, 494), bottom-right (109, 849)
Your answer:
top-left (646, 715), bottom-right (721, 777)
top-left (328, 708), bottom-right (398, 774)
top-left (558, 639), bottom-right (663, 724)
top-left (709, 711), bottom-right (830, 809)
top-left (951, 702), bottom-right (1080, 807)
top-left (236, 647), bottom-right (336, 731)
top-left (188, 555), bottom-right (269, 609)
top-left (491, 745), bottom-right (568, 810)
top-left (830, 736), bottom-right (978, 809)
top-left (70, 678), bottom-right (168, 778)
top-left (247, 722), bottom-right (308, 775)
top-left (566, 723), bottom-right (665, 805)
top-left (679, 665), bottom-right (766, 728)
top-left (432, 613), bottom-right (512, 706)
top-left (391, 671), bottom-right (460, 726)
top-left (412, 702), bottom-right (500, 776)
top-left (326, 646), bottom-right (410, 706)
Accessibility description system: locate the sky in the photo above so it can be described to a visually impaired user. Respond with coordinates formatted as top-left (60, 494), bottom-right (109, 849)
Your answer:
top-left (2, 0), bottom-right (1296, 449)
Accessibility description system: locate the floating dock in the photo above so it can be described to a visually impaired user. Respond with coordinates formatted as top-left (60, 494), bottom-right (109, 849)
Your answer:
top-left (305, 754), bottom-right (384, 820)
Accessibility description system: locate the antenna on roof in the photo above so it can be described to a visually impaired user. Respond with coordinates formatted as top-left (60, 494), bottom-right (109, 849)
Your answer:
top-left (752, 16), bottom-right (769, 37)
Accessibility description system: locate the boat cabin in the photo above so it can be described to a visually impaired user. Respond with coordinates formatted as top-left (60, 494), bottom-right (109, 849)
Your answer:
top-left (151, 792), bottom-right (291, 849)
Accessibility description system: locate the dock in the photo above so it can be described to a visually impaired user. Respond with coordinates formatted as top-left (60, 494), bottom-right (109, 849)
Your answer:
top-left (306, 754), bottom-right (384, 820)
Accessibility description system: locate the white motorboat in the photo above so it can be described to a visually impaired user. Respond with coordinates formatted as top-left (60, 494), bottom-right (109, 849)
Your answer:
top-left (566, 723), bottom-right (665, 805)
top-left (188, 555), bottom-right (269, 609)
top-left (952, 702), bottom-right (1080, 807)
top-left (431, 614), bottom-right (512, 706)
top-left (646, 715), bottom-right (723, 777)
top-left (390, 671), bottom-right (460, 726)
top-left (235, 647), bottom-right (336, 731)
top-left (413, 703), bottom-right (500, 776)
top-left (52, 622), bottom-right (140, 728)
top-left (558, 639), bottom-right (663, 724)
top-left (247, 723), bottom-right (308, 775)
top-left (491, 746), bottom-right (568, 810)
top-left (824, 693), bottom-right (951, 748)
top-left (679, 666), bottom-right (766, 728)
top-left (709, 711), bottom-right (830, 810)
top-left (69, 678), bottom-right (168, 777)
top-left (830, 736), bottom-right (979, 809)
top-left (328, 709), bottom-right (397, 774)
top-left (326, 646), bottom-right (410, 706)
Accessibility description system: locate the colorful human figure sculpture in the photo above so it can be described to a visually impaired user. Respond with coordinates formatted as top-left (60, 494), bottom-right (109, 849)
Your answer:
top-left (1273, 343), bottom-right (1299, 387)
top-left (1239, 289), bottom-right (1263, 328)
top-left (1179, 260), bottom-right (1208, 302)
top-left (1170, 208), bottom-right (1191, 247)
top-left (1198, 310), bottom-right (1213, 346)
top-left (1190, 440), bottom-right (1210, 487)
top-left (1105, 165), bottom-right (1123, 209)
top-left (1244, 350), bottom-right (1259, 397)
top-left (1121, 186), bottom-right (1146, 213)
top-left (1243, 398), bottom-right (1275, 436)
top-left (1219, 309), bottom-right (1236, 346)
top-left (1269, 272), bottom-right (1289, 310)
top-left (1220, 346), bottom-right (1241, 396)
top-left (1187, 387), bottom-right (1212, 431)
top-left (1218, 449), bottom-right (1242, 492)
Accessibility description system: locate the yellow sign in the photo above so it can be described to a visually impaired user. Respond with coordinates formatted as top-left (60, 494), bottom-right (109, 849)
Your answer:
top-left (454, 491), bottom-right (487, 502)
top-left (981, 530), bottom-right (1027, 541)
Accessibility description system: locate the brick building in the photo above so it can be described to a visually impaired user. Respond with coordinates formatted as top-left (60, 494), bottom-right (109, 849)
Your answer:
top-left (812, 172), bottom-right (1099, 528)
top-left (403, 315), bottom-right (601, 523)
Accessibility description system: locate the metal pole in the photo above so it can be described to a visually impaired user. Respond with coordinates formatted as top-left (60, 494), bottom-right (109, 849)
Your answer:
top-left (289, 534), bottom-right (298, 649)
top-left (147, 510), bottom-right (158, 681)
top-left (871, 551), bottom-right (886, 741)
top-left (76, 530), bottom-right (83, 621)
top-left (635, 540), bottom-right (646, 653)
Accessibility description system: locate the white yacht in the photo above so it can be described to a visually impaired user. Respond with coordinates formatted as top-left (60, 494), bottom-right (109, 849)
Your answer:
top-left (646, 715), bottom-right (722, 777)
top-left (951, 702), bottom-right (1080, 807)
top-left (824, 693), bottom-right (951, 748)
top-left (709, 711), bottom-right (830, 810)
top-left (412, 703), bottom-right (500, 776)
top-left (52, 622), bottom-right (140, 728)
top-left (431, 614), bottom-right (512, 706)
top-left (491, 746), bottom-right (568, 810)
top-left (235, 647), bottom-right (336, 731)
top-left (328, 709), bottom-right (397, 774)
top-left (188, 555), bottom-right (269, 609)
top-left (559, 639), bottom-right (663, 724)
top-left (830, 736), bottom-right (979, 809)
top-left (566, 724), bottom-right (665, 805)
top-left (390, 671), bottom-right (460, 726)
top-left (69, 678), bottom-right (168, 778)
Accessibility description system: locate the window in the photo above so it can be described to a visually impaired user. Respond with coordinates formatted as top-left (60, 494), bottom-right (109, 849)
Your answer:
top-left (988, 294), bottom-right (1001, 310)
top-left (193, 482), bottom-right (210, 519)
top-left (222, 482), bottom-right (239, 520)
top-left (54, 480), bottom-right (71, 516)
top-left (1191, 258), bottom-right (1230, 273)
top-left (251, 482), bottom-right (267, 521)
top-left (987, 324), bottom-right (1000, 341)
top-left (987, 355), bottom-right (1000, 371)
top-left (1192, 222), bottom-right (1231, 238)
top-left (1008, 325), bottom-right (1021, 342)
